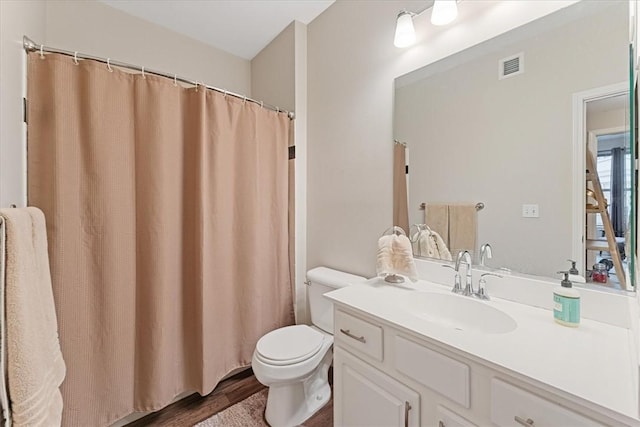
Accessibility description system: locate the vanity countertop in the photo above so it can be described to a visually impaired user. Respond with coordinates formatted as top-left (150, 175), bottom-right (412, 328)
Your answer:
top-left (326, 277), bottom-right (639, 422)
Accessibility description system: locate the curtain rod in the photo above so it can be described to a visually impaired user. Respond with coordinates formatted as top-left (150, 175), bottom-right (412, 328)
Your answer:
top-left (23, 36), bottom-right (295, 120)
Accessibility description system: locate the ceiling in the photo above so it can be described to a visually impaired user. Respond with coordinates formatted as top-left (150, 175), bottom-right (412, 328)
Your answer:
top-left (98, 0), bottom-right (335, 60)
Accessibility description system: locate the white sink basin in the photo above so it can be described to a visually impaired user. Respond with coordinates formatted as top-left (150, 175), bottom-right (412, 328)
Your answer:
top-left (405, 292), bottom-right (517, 334)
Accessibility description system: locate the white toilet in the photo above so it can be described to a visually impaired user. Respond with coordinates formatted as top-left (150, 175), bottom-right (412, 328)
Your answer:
top-left (252, 267), bottom-right (365, 427)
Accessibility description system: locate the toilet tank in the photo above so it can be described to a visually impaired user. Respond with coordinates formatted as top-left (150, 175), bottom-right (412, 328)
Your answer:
top-left (306, 267), bottom-right (366, 334)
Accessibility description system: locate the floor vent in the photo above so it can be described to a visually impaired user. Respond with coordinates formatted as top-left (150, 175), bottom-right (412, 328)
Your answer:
top-left (499, 53), bottom-right (524, 79)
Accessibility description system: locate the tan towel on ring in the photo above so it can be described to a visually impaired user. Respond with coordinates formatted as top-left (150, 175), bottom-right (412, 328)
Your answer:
top-left (449, 204), bottom-right (478, 258)
top-left (376, 234), bottom-right (418, 282)
top-left (423, 204), bottom-right (449, 247)
top-left (0, 207), bottom-right (66, 427)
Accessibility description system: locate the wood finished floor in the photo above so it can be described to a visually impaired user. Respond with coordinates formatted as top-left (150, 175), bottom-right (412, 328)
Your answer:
top-left (126, 368), bottom-right (333, 427)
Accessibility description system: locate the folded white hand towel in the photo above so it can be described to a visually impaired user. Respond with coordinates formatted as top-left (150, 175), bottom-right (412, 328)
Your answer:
top-left (376, 234), bottom-right (418, 282)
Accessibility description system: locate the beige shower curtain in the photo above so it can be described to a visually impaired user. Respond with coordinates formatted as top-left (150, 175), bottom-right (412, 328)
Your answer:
top-left (393, 142), bottom-right (409, 233)
top-left (27, 52), bottom-right (294, 426)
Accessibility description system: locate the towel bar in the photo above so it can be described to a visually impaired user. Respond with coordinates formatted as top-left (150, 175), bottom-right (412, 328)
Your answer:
top-left (420, 202), bottom-right (484, 211)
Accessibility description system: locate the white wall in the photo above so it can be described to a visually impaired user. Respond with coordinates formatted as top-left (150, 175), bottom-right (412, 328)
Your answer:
top-left (251, 21), bottom-right (309, 323)
top-left (45, 0), bottom-right (251, 96)
top-left (251, 22), bottom-right (295, 111)
top-left (588, 108), bottom-right (629, 133)
top-left (293, 21), bottom-right (309, 323)
top-left (307, 0), bottom-right (579, 278)
top-left (0, 0), bottom-right (46, 208)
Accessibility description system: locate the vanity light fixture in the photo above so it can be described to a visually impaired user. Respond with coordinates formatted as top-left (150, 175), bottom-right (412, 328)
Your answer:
top-left (394, 0), bottom-right (459, 48)
top-left (394, 11), bottom-right (417, 48)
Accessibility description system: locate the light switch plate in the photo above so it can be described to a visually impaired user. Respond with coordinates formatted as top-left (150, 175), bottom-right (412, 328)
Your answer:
top-left (522, 204), bottom-right (539, 218)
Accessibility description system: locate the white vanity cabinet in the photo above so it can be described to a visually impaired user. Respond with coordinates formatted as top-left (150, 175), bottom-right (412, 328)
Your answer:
top-left (332, 305), bottom-right (629, 427)
top-left (334, 348), bottom-right (420, 427)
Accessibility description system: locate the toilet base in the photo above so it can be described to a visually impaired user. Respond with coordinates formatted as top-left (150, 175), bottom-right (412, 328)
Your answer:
top-left (264, 349), bottom-right (332, 427)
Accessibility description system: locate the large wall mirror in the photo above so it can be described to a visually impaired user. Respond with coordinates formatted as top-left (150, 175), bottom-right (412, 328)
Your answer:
top-left (393, 0), bottom-right (636, 289)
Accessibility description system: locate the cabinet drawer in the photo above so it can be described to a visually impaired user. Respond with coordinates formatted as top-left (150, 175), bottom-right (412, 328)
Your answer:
top-left (394, 335), bottom-right (470, 408)
top-left (335, 309), bottom-right (383, 362)
top-left (491, 379), bottom-right (604, 427)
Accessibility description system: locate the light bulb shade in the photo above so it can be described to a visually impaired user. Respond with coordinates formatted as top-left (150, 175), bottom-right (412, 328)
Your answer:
top-left (431, 0), bottom-right (458, 26)
top-left (394, 11), bottom-right (416, 48)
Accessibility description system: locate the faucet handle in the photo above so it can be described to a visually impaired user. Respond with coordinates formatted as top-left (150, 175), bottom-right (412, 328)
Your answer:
top-left (475, 272), bottom-right (502, 300)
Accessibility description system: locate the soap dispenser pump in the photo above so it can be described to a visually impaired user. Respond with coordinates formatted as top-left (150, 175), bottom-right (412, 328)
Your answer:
top-left (553, 271), bottom-right (580, 327)
top-left (566, 259), bottom-right (586, 283)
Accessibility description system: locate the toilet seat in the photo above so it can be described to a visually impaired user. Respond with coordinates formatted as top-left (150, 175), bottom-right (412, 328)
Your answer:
top-left (256, 325), bottom-right (325, 366)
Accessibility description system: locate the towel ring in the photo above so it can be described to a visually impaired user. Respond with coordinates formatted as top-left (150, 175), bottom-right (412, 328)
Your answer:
top-left (408, 224), bottom-right (433, 243)
top-left (380, 226), bottom-right (409, 284)
top-left (409, 224), bottom-right (421, 242)
top-left (381, 226), bottom-right (406, 237)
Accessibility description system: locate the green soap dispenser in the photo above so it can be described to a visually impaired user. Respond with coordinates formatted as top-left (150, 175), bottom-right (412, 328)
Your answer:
top-left (554, 271), bottom-right (580, 327)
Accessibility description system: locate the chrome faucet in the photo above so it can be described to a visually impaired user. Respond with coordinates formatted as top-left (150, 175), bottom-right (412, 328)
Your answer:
top-left (445, 249), bottom-right (501, 300)
top-left (455, 250), bottom-right (474, 296)
top-left (480, 243), bottom-right (492, 267)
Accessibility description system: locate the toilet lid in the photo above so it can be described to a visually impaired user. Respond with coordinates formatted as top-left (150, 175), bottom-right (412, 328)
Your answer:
top-left (256, 325), bottom-right (324, 364)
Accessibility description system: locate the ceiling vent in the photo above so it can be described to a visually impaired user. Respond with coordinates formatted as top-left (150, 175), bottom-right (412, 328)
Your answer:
top-left (499, 53), bottom-right (524, 80)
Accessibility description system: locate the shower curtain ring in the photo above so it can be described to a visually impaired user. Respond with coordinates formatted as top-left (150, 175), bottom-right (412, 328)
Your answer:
top-left (73, 52), bottom-right (79, 65)
top-left (260, 101), bottom-right (264, 108)
top-left (39, 45), bottom-right (44, 59)
top-left (141, 66), bottom-right (146, 79)
top-left (195, 81), bottom-right (199, 92)
top-left (223, 90), bottom-right (227, 98)
top-left (243, 96), bottom-right (246, 104)
top-left (173, 74), bottom-right (177, 86)
top-left (107, 58), bottom-right (113, 72)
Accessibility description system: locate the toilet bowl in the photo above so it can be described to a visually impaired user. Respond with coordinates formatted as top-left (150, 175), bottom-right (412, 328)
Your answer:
top-left (251, 267), bottom-right (365, 427)
top-left (252, 325), bottom-right (334, 426)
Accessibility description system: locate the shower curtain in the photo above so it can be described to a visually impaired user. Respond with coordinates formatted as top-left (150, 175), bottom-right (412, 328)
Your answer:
top-left (393, 142), bottom-right (409, 233)
top-left (26, 52), bottom-right (294, 426)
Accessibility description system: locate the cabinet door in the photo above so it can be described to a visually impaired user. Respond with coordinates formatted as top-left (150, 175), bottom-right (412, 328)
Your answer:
top-left (334, 347), bottom-right (420, 427)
